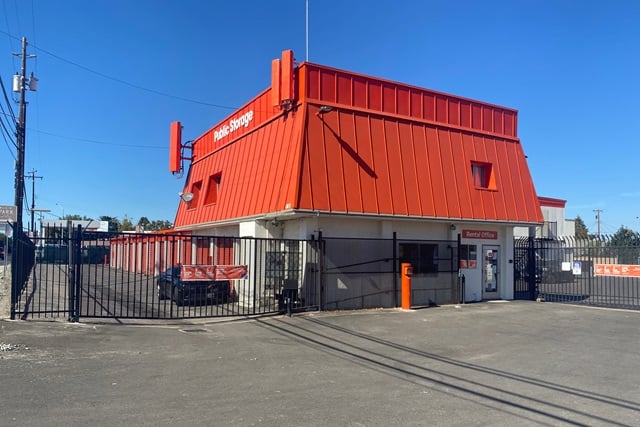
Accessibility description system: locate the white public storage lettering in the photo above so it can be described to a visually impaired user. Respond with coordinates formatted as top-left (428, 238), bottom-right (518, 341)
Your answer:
top-left (214, 110), bottom-right (254, 142)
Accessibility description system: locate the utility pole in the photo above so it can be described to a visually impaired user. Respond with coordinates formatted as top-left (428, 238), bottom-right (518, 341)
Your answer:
top-left (26, 169), bottom-right (43, 235)
top-left (593, 209), bottom-right (604, 238)
top-left (12, 37), bottom-right (37, 234)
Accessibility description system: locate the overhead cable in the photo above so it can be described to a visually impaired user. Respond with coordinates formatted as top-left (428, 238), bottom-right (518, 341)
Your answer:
top-left (0, 30), bottom-right (238, 111)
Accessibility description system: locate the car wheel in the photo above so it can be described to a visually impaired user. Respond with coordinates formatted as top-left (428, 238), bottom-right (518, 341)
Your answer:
top-left (173, 289), bottom-right (184, 306)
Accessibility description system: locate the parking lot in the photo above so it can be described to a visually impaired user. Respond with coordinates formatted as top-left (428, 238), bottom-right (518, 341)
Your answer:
top-left (1, 301), bottom-right (639, 426)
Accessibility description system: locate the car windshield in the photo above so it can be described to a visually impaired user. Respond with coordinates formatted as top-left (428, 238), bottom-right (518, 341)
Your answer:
top-left (165, 267), bottom-right (181, 277)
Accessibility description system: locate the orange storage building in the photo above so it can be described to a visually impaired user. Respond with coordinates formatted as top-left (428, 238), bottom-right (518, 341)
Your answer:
top-left (169, 50), bottom-right (543, 304)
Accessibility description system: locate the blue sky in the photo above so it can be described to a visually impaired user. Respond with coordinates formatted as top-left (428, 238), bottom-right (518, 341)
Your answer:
top-left (1, 0), bottom-right (639, 235)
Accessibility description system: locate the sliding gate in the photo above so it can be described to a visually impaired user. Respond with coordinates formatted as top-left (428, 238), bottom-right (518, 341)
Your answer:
top-left (514, 236), bottom-right (640, 310)
top-left (12, 226), bottom-right (321, 321)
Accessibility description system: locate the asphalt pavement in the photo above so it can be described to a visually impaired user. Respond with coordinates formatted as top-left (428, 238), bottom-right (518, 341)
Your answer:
top-left (1, 301), bottom-right (639, 426)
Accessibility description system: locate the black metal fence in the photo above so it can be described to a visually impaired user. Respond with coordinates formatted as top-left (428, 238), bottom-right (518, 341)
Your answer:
top-left (18, 227), bottom-right (640, 319)
top-left (11, 228), bottom-right (464, 321)
top-left (322, 236), bottom-right (397, 310)
top-left (514, 236), bottom-right (640, 310)
top-left (10, 224), bottom-right (36, 319)
top-left (321, 235), bottom-right (460, 309)
top-left (11, 226), bottom-right (321, 321)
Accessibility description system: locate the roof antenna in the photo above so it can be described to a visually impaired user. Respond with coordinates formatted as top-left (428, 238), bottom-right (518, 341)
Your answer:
top-left (305, 0), bottom-right (309, 61)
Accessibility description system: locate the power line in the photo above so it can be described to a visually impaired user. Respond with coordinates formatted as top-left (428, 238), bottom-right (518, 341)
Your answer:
top-left (0, 117), bottom-right (17, 150)
top-left (0, 100), bottom-right (17, 127)
top-left (0, 117), bottom-right (163, 150)
top-left (31, 128), bottom-right (166, 149)
top-left (1, 129), bottom-right (16, 160)
top-left (0, 69), bottom-right (17, 157)
top-left (0, 29), bottom-right (238, 111)
top-left (0, 70), bottom-right (17, 121)
top-left (0, 68), bottom-right (18, 163)
top-left (2, 0), bottom-right (18, 70)
top-left (0, 107), bottom-right (17, 146)
top-left (30, 0), bottom-right (37, 74)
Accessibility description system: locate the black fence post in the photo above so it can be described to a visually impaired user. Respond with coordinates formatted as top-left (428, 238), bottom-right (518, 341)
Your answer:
top-left (318, 231), bottom-right (324, 311)
top-left (73, 225), bottom-right (82, 322)
top-left (9, 222), bottom-right (17, 320)
top-left (252, 238), bottom-right (258, 316)
top-left (457, 232), bottom-right (463, 303)
top-left (393, 232), bottom-right (397, 307)
top-left (67, 222), bottom-right (74, 322)
top-left (67, 222), bottom-right (82, 322)
top-left (527, 236), bottom-right (537, 300)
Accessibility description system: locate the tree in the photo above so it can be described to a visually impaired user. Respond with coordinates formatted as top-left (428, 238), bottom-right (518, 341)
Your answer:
top-left (574, 216), bottom-right (589, 240)
top-left (137, 216), bottom-right (151, 231)
top-left (609, 226), bottom-right (639, 246)
top-left (120, 215), bottom-right (135, 232)
top-left (64, 214), bottom-right (91, 220)
top-left (95, 215), bottom-right (172, 232)
top-left (607, 226), bottom-right (640, 264)
top-left (148, 220), bottom-right (173, 231)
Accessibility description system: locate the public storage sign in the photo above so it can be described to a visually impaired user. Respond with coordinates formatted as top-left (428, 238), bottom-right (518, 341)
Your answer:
top-left (181, 264), bottom-right (248, 281)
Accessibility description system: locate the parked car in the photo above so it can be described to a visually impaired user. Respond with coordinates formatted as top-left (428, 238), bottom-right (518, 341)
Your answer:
top-left (0, 248), bottom-right (4, 260)
top-left (157, 266), bottom-right (230, 306)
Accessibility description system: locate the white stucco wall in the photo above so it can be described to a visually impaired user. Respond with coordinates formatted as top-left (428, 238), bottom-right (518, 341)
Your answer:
top-left (184, 216), bottom-right (518, 306)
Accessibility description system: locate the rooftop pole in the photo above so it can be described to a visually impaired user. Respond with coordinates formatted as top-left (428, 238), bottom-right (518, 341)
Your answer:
top-left (27, 169), bottom-right (43, 236)
top-left (12, 37), bottom-right (36, 234)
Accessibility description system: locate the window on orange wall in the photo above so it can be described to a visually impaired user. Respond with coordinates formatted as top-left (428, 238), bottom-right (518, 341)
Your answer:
top-left (471, 162), bottom-right (495, 189)
top-left (204, 173), bottom-right (222, 205)
top-left (190, 180), bottom-right (202, 208)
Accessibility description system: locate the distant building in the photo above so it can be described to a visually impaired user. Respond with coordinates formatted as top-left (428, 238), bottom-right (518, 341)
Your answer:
top-left (40, 219), bottom-right (109, 238)
top-left (514, 197), bottom-right (575, 238)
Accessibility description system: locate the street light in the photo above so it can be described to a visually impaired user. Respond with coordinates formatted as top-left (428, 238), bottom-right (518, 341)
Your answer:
top-left (179, 192), bottom-right (194, 203)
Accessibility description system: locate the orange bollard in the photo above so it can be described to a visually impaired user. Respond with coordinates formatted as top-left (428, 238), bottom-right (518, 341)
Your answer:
top-left (401, 262), bottom-right (413, 310)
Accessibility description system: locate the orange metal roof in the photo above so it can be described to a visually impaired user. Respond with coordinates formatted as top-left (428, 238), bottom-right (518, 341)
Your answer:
top-left (174, 61), bottom-right (542, 228)
top-left (175, 88), bottom-right (305, 226)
